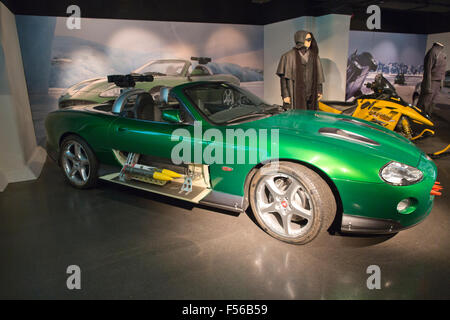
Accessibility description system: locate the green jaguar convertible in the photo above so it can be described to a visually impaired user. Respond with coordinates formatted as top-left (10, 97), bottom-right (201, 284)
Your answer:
top-left (45, 79), bottom-right (438, 244)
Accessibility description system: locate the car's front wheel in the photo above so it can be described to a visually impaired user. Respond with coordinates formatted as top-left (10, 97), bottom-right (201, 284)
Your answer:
top-left (249, 162), bottom-right (336, 244)
top-left (60, 135), bottom-right (99, 189)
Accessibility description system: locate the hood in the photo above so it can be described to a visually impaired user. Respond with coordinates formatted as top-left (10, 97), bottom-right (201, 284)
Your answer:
top-left (294, 30), bottom-right (309, 49)
top-left (240, 110), bottom-right (423, 167)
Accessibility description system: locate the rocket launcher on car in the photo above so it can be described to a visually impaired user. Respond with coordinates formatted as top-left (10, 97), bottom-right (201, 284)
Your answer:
top-left (122, 164), bottom-right (182, 182)
top-left (107, 74), bottom-right (154, 88)
top-left (191, 56), bottom-right (212, 65)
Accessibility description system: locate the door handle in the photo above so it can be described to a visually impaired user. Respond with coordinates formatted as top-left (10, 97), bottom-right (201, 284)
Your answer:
top-left (117, 127), bottom-right (129, 132)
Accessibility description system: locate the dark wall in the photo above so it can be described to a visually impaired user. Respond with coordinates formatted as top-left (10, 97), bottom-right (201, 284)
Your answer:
top-left (349, 8), bottom-right (450, 35)
top-left (1, 0), bottom-right (449, 34)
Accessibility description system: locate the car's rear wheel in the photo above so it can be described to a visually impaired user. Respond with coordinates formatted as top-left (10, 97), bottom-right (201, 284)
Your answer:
top-left (60, 135), bottom-right (99, 189)
top-left (249, 162), bottom-right (336, 244)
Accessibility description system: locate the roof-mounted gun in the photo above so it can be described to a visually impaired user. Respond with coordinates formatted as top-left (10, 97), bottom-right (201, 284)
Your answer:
top-left (191, 57), bottom-right (212, 65)
top-left (107, 74), bottom-right (154, 88)
top-left (108, 74), bottom-right (154, 114)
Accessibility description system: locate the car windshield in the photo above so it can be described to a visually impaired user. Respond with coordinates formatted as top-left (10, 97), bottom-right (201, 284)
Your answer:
top-left (184, 82), bottom-right (277, 125)
top-left (134, 60), bottom-right (186, 76)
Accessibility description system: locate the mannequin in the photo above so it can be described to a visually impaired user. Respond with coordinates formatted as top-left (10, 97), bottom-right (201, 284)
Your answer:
top-left (276, 30), bottom-right (324, 110)
top-left (417, 42), bottom-right (447, 116)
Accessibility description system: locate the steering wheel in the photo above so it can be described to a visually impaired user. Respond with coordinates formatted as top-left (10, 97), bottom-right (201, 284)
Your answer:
top-left (223, 89), bottom-right (235, 109)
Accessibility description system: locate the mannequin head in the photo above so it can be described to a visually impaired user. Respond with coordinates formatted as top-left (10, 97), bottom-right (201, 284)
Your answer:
top-left (294, 30), bottom-right (319, 54)
top-left (294, 30), bottom-right (309, 49)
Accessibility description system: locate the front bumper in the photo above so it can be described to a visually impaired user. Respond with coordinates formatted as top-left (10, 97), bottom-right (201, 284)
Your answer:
top-left (340, 208), bottom-right (431, 234)
top-left (341, 215), bottom-right (402, 234)
top-left (334, 153), bottom-right (437, 233)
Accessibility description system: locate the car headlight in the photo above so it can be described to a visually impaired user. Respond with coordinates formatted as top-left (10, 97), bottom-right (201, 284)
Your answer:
top-left (380, 161), bottom-right (423, 186)
top-left (99, 87), bottom-right (122, 98)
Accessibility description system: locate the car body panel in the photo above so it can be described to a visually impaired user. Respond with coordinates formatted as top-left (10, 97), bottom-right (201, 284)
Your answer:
top-left (46, 81), bottom-right (438, 234)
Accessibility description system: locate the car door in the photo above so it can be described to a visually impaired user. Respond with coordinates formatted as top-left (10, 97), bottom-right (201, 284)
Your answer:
top-left (108, 97), bottom-right (198, 165)
top-left (104, 94), bottom-right (214, 204)
top-left (109, 117), bottom-right (191, 161)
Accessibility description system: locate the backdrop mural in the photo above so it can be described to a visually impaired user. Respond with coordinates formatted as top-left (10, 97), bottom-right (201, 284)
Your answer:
top-left (16, 16), bottom-right (264, 145)
top-left (346, 30), bottom-right (427, 102)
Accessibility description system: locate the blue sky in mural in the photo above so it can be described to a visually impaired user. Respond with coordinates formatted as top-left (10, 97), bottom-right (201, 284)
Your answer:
top-left (51, 18), bottom-right (264, 87)
top-left (348, 31), bottom-right (427, 67)
top-left (346, 30), bottom-right (428, 101)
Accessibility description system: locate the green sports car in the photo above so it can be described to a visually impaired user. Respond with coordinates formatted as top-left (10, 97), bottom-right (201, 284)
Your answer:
top-left (58, 57), bottom-right (240, 109)
top-left (45, 79), bottom-right (438, 244)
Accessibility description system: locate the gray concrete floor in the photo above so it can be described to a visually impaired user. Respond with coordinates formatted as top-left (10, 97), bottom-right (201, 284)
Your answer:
top-left (1, 107), bottom-right (449, 300)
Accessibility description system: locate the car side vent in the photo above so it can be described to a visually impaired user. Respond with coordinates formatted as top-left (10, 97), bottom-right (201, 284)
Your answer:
top-left (319, 127), bottom-right (380, 146)
top-left (340, 118), bottom-right (385, 133)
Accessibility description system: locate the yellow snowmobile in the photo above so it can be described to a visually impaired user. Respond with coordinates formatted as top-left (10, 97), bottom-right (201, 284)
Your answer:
top-left (319, 74), bottom-right (435, 140)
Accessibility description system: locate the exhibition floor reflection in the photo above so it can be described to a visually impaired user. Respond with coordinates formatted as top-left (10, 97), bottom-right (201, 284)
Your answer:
top-left (0, 150), bottom-right (449, 298)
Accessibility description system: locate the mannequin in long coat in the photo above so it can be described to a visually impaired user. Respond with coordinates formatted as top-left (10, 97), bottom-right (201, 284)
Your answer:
top-left (276, 30), bottom-right (325, 110)
top-left (417, 42), bottom-right (447, 116)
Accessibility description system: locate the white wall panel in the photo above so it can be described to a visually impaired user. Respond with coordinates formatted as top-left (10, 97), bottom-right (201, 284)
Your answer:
top-left (264, 14), bottom-right (351, 104)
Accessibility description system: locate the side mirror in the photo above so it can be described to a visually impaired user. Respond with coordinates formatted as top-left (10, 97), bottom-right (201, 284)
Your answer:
top-left (162, 109), bottom-right (182, 123)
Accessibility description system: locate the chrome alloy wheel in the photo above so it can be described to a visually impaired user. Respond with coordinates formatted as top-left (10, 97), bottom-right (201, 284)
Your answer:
top-left (61, 141), bottom-right (90, 186)
top-left (254, 173), bottom-right (314, 238)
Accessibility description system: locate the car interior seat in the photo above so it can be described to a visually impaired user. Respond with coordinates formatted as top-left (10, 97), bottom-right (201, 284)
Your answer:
top-left (133, 92), bottom-right (155, 121)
